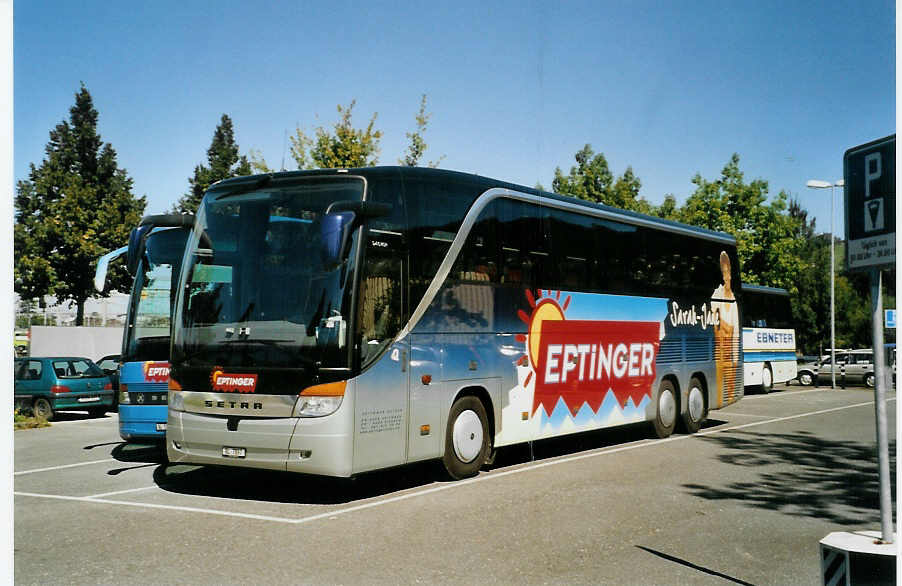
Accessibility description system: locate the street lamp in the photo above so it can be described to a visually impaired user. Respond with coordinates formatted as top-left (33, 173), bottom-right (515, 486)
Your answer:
top-left (806, 178), bottom-right (844, 389)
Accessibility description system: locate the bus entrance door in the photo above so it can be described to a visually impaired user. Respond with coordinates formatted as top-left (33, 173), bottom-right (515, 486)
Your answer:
top-left (352, 340), bottom-right (410, 473)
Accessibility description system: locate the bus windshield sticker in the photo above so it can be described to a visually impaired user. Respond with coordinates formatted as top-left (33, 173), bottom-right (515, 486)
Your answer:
top-left (191, 264), bottom-right (233, 283)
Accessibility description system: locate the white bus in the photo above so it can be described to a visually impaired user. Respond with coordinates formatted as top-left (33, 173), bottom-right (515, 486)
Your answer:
top-left (741, 285), bottom-right (797, 393)
top-left (166, 167), bottom-right (744, 479)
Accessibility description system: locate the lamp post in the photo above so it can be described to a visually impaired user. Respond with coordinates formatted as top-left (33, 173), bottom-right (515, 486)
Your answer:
top-left (807, 178), bottom-right (844, 389)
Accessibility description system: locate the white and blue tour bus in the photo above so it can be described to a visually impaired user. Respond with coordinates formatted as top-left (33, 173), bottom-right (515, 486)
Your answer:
top-left (165, 167), bottom-right (744, 479)
top-left (741, 285), bottom-right (797, 393)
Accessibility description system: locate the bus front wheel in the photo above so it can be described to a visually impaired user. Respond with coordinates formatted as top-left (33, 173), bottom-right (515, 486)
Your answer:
top-left (653, 379), bottom-right (677, 439)
top-left (443, 396), bottom-right (491, 480)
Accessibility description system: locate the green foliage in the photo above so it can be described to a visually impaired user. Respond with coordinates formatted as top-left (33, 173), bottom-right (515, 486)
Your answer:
top-left (547, 145), bottom-right (892, 354)
top-left (14, 84), bottom-right (146, 324)
top-left (248, 148), bottom-right (275, 174)
top-left (172, 114), bottom-right (252, 214)
top-left (551, 144), bottom-right (654, 213)
top-left (399, 94), bottom-right (445, 168)
top-left (290, 100), bottom-right (382, 169)
top-left (678, 154), bottom-right (806, 290)
top-left (14, 409), bottom-right (51, 430)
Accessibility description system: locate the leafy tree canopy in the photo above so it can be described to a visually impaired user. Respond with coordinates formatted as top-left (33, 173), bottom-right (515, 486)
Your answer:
top-left (172, 114), bottom-right (252, 214)
top-left (290, 100), bottom-right (382, 169)
top-left (14, 83), bottom-right (146, 324)
top-left (399, 94), bottom-right (445, 168)
top-left (551, 144), bottom-right (653, 213)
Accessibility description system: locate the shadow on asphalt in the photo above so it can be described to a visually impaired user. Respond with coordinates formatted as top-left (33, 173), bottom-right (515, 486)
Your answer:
top-left (683, 430), bottom-right (897, 526)
top-left (148, 418), bottom-right (732, 506)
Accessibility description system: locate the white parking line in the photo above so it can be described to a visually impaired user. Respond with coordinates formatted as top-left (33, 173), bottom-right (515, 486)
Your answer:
top-left (86, 485), bottom-right (160, 499)
top-left (13, 492), bottom-right (298, 524)
top-left (739, 388), bottom-right (840, 400)
top-left (720, 412), bottom-right (774, 419)
top-left (14, 397), bottom-right (891, 525)
top-left (14, 458), bottom-right (116, 476)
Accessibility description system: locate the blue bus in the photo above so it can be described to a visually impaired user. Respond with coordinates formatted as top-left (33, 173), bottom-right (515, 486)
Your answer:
top-left (95, 215), bottom-right (192, 442)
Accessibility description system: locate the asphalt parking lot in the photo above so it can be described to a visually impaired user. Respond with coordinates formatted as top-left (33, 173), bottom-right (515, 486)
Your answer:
top-left (14, 383), bottom-right (897, 585)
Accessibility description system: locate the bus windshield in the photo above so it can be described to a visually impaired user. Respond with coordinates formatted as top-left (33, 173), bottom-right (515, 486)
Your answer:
top-left (172, 176), bottom-right (364, 380)
top-left (123, 227), bottom-right (189, 362)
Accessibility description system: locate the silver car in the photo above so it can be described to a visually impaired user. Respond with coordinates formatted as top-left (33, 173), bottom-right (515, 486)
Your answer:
top-left (796, 350), bottom-right (876, 388)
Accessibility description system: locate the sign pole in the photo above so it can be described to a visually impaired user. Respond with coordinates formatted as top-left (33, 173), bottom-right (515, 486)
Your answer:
top-left (869, 268), bottom-right (893, 543)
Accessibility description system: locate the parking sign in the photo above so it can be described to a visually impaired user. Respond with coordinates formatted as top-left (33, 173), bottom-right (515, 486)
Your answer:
top-left (844, 135), bottom-right (895, 271)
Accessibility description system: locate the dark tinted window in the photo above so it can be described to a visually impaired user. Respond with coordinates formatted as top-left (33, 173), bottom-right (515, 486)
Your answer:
top-left (405, 175), bottom-right (487, 310)
top-left (15, 360), bottom-right (43, 381)
top-left (742, 290), bottom-right (793, 328)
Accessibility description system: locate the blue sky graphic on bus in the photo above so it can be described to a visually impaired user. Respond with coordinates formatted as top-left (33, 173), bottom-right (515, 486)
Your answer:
top-left (498, 286), bottom-right (737, 443)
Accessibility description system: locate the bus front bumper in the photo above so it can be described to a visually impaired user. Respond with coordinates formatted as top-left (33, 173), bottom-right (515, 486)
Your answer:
top-left (166, 409), bottom-right (354, 477)
top-left (118, 404), bottom-right (168, 441)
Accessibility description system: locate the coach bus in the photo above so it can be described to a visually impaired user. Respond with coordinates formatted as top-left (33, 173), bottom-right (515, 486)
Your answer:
top-left (95, 215), bottom-right (192, 442)
top-left (741, 285), bottom-right (797, 393)
top-left (166, 167), bottom-right (744, 479)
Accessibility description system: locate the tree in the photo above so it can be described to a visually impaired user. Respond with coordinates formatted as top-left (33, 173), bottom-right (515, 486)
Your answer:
top-left (290, 100), bottom-right (382, 169)
top-left (551, 144), bottom-right (654, 213)
top-left (678, 154), bottom-right (806, 290)
top-left (172, 114), bottom-right (252, 213)
top-left (552, 144), bottom-right (612, 203)
top-left (14, 84), bottom-right (146, 325)
top-left (399, 94), bottom-right (445, 167)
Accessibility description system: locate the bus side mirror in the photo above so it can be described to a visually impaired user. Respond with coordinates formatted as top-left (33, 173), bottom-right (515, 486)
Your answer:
top-left (126, 224), bottom-right (154, 275)
top-left (321, 211), bottom-right (357, 267)
top-left (127, 214), bottom-right (195, 275)
top-left (320, 201), bottom-right (392, 267)
top-left (94, 245), bottom-right (129, 292)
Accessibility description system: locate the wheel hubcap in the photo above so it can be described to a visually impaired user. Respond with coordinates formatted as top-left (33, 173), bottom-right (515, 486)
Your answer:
top-left (763, 368), bottom-right (772, 388)
top-left (658, 389), bottom-right (676, 427)
top-left (687, 386), bottom-right (704, 422)
top-left (452, 409), bottom-right (483, 463)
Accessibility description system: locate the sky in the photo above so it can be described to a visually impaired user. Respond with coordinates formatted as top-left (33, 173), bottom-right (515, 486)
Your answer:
top-left (13, 0), bottom-right (896, 238)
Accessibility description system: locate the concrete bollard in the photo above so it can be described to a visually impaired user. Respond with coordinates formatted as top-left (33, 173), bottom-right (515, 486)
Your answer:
top-left (820, 531), bottom-right (895, 585)
top-left (840, 363), bottom-right (846, 389)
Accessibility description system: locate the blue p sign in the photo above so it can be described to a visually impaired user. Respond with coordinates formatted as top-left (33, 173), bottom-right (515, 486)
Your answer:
top-left (885, 309), bottom-right (897, 329)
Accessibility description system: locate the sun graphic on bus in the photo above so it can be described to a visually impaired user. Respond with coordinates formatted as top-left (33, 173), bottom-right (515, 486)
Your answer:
top-left (512, 288), bottom-right (661, 417)
top-left (514, 289), bottom-right (571, 389)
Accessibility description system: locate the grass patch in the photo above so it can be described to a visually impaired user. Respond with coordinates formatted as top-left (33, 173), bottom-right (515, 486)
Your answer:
top-left (14, 409), bottom-right (50, 430)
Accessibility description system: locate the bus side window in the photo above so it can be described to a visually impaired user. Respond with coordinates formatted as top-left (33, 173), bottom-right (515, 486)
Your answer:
top-left (359, 237), bottom-right (403, 366)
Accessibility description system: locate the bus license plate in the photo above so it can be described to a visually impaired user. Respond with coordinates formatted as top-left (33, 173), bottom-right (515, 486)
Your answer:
top-left (77, 397), bottom-right (100, 403)
top-left (155, 423), bottom-right (167, 432)
top-left (222, 446), bottom-right (246, 458)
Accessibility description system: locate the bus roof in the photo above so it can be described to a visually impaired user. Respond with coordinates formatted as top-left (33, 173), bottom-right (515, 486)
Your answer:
top-left (742, 284), bottom-right (790, 296)
top-left (208, 166), bottom-right (737, 246)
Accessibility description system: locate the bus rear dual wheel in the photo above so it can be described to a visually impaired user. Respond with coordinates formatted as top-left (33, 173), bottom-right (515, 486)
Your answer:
top-left (653, 377), bottom-right (706, 438)
top-left (443, 396), bottom-right (492, 480)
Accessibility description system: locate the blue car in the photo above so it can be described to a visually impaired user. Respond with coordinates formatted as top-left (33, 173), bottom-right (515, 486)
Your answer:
top-left (14, 357), bottom-right (114, 420)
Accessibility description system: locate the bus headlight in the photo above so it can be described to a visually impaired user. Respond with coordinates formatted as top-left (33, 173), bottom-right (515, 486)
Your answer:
top-left (294, 381), bottom-right (346, 418)
top-left (294, 396), bottom-right (343, 417)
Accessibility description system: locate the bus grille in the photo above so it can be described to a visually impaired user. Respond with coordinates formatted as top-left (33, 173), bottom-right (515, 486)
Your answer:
top-left (657, 336), bottom-right (715, 364)
top-left (125, 381), bottom-right (169, 405)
